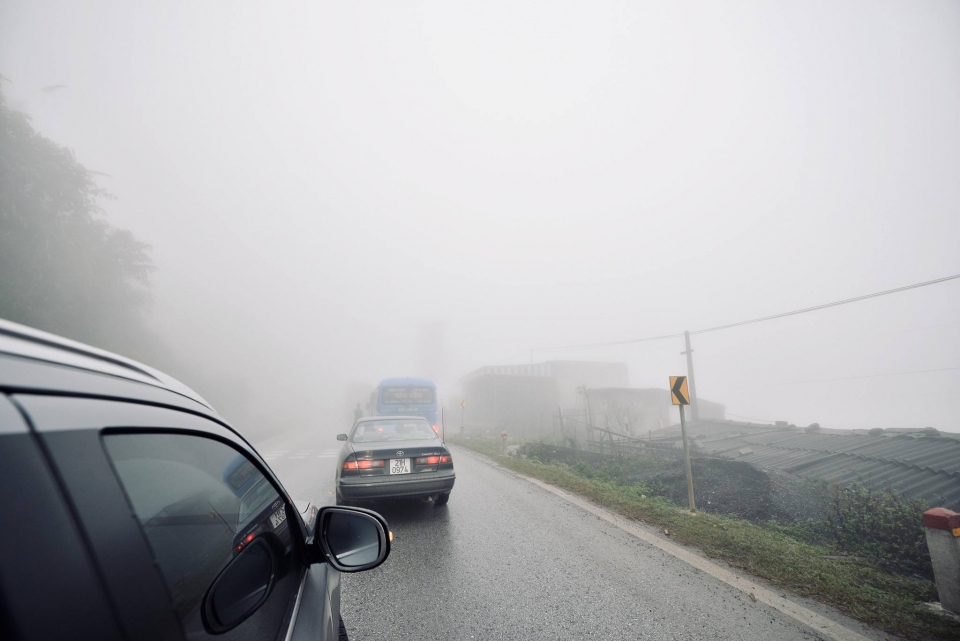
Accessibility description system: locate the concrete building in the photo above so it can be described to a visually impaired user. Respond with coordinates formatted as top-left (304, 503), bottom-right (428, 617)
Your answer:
top-left (459, 361), bottom-right (629, 437)
top-left (459, 361), bottom-right (726, 441)
top-left (586, 388), bottom-right (726, 437)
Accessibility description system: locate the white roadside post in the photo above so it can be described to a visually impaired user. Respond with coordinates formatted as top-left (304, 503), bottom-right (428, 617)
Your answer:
top-left (670, 376), bottom-right (696, 512)
top-left (923, 508), bottom-right (960, 615)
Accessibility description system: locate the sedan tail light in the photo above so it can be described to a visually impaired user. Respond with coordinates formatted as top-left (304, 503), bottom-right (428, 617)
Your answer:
top-left (343, 459), bottom-right (385, 470)
top-left (439, 455), bottom-right (452, 464)
top-left (415, 455), bottom-right (440, 465)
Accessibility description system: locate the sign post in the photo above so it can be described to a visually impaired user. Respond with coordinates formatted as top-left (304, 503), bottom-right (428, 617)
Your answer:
top-left (460, 399), bottom-right (466, 439)
top-left (670, 376), bottom-right (696, 511)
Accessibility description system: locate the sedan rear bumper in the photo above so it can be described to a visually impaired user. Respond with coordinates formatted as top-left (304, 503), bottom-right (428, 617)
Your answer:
top-left (339, 470), bottom-right (455, 501)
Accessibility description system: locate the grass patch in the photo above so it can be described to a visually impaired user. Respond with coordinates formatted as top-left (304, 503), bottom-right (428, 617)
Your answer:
top-left (452, 437), bottom-right (959, 640)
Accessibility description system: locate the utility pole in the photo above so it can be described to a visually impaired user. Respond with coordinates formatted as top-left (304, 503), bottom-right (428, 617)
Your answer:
top-left (681, 330), bottom-right (700, 422)
top-left (580, 385), bottom-right (595, 444)
top-left (671, 375), bottom-right (696, 511)
top-left (679, 403), bottom-right (697, 511)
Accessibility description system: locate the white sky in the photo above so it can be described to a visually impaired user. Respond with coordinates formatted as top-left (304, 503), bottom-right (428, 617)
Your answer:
top-left (2, 1), bottom-right (958, 431)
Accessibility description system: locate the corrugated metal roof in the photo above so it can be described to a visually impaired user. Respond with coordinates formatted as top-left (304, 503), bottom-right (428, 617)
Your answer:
top-left (655, 419), bottom-right (960, 509)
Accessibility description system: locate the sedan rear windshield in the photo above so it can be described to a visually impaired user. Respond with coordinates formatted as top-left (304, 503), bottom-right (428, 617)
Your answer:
top-left (352, 419), bottom-right (438, 443)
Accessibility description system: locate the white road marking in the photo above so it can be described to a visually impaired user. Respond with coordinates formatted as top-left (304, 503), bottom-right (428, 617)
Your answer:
top-left (317, 454), bottom-right (337, 459)
top-left (465, 449), bottom-right (875, 641)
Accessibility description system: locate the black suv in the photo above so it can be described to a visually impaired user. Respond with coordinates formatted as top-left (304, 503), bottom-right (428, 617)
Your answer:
top-left (0, 319), bottom-right (390, 641)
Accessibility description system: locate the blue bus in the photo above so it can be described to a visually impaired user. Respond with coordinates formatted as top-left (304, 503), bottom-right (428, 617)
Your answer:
top-left (371, 377), bottom-right (440, 431)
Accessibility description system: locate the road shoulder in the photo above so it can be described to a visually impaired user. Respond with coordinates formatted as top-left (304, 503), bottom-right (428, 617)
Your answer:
top-left (453, 444), bottom-right (891, 641)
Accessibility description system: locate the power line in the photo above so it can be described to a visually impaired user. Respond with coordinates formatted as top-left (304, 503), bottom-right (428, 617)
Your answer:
top-left (725, 412), bottom-right (777, 423)
top-left (492, 331), bottom-right (684, 365)
top-left (536, 331), bottom-right (685, 353)
top-left (493, 348), bottom-right (533, 365)
top-left (762, 366), bottom-right (960, 387)
top-left (518, 273), bottom-right (960, 356)
top-left (691, 273), bottom-right (960, 336)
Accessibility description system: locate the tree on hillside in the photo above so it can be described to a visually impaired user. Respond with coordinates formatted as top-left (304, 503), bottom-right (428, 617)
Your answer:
top-left (0, 82), bottom-right (154, 354)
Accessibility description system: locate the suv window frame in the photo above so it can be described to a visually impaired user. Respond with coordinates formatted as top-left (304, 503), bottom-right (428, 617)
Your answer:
top-left (14, 394), bottom-right (311, 641)
top-left (103, 430), bottom-right (303, 638)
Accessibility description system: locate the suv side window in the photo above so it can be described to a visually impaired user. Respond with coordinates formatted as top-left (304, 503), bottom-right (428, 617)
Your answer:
top-left (104, 433), bottom-right (299, 640)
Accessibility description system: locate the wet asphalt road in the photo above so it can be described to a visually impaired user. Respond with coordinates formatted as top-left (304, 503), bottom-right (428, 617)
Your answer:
top-left (260, 432), bottom-right (834, 641)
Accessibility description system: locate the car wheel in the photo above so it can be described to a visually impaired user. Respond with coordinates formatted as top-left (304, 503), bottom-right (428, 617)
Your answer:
top-left (339, 616), bottom-right (349, 641)
top-left (435, 492), bottom-right (450, 506)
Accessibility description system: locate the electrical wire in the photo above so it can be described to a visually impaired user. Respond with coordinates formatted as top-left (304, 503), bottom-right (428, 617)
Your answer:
top-left (724, 412), bottom-right (777, 423)
top-left (762, 366), bottom-right (960, 387)
top-left (493, 348), bottom-right (534, 365)
top-left (535, 331), bottom-right (685, 353)
top-left (518, 273), bottom-right (960, 355)
top-left (690, 273), bottom-right (960, 336)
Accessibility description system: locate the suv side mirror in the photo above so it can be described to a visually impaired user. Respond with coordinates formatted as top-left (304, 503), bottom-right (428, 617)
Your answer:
top-left (337, 434), bottom-right (348, 441)
top-left (312, 506), bottom-right (390, 572)
top-left (203, 538), bottom-right (276, 632)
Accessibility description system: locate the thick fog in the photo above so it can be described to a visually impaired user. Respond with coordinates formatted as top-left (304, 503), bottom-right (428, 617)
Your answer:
top-left (2, 1), bottom-right (958, 435)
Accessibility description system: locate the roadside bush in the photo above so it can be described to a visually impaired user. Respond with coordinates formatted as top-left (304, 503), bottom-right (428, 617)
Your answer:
top-left (764, 518), bottom-right (832, 545)
top-left (825, 483), bottom-right (932, 578)
top-left (518, 441), bottom-right (933, 579)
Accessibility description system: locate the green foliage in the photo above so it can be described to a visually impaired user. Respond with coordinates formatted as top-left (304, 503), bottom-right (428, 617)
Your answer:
top-left (825, 482), bottom-right (932, 578)
top-left (0, 85), bottom-right (153, 352)
top-left (522, 440), bottom-right (934, 580)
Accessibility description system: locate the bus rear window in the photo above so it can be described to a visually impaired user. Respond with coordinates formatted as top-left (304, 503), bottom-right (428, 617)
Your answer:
top-left (382, 387), bottom-right (435, 404)
top-left (226, 459), bottom-right (258, 492)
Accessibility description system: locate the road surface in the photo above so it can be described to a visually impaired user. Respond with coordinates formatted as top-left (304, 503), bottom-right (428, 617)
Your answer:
top-left (260, 430), bottom-right (878, 641)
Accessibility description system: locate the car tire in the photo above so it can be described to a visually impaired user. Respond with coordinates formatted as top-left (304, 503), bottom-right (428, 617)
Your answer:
top-left (435, 492), bottom-right (450, 506)
top-left (339, 616), bottom-right (349, 641)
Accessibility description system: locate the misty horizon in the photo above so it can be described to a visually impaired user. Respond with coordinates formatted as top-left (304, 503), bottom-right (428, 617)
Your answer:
top-left (2, 0), bottom-right (958, 434)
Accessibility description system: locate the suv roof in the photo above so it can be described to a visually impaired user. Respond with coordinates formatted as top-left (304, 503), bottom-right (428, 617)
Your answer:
top-left (0, 318), bottom-right (215, 416)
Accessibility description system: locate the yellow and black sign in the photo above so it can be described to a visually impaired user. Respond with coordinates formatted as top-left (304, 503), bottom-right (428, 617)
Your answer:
top-left (670, 376), bottom-right (690, 405)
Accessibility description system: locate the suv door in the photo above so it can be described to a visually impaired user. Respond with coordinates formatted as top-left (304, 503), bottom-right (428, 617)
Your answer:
top-left (15, 394), bottom-right (341, 641)
top-left (0, 395), bottom-right (123, 641)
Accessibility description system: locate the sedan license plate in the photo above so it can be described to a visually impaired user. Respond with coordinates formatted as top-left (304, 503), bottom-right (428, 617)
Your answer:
top-left (390, 458), bottom-right (411, 475)
top-left (269, 506), bottom-right (286, 529)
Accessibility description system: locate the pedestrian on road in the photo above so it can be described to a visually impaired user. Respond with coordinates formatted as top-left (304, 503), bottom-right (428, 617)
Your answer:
top-left (354, 403), bottom-right (363, 422)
